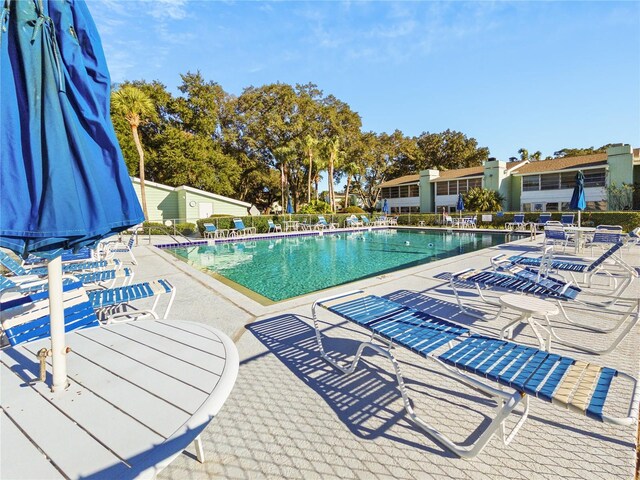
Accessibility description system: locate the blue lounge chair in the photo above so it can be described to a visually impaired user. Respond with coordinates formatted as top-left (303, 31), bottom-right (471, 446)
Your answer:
top-left (0, 250), bottom-right (120, 277)
top-left (231, 218), bottom-right (256, 236)
top-left (103, 232), bottom-right (138, 265)
top-left (312, 290), bottom-right (639, 458)
top-left (449, 265), bottom-right (639, 354)
top-left (87, 279), bottom-right (175, 320)
top-left (23, 247), bottom-right (97, 265)
top-left (505, 214), bottom-right (527, 230)
top-left (345, 215), bottom-right (363, 228)
top-left (267, 219), bottom-right (282, 233)
top-left (1, 281), bottom-right (101, 347)
top-left (534, 213), bottom-right (552, 230)
top-left (360, 215), bottom-right (371, 227)
top-left (560, 214), bottom-right (575, 227)
top-left (0, 267), bottom-right (134, 293)
top-left (203, 223), bottom-right (226, 238)
top-left (315, 216), bottom-right (337, 229)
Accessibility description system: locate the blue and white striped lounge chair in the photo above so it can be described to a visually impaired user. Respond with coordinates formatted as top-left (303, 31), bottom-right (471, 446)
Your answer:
top-left (88, 279), bottom-right (175, 320)
top-left (360, 215), bottom-right (371, 227)
top-left (267, 220), bottom-right (282, 233)
top-left (505, 214), bottom-right (527, 230)
top-left (23, 247), bottom-right (97, 265)
top-left (345, 215), bottom-right (363, 228)
top-left (203, 223), bottom-right (227, 239)
top-left (1, 281), bottom-right (100, 347)
top-left (506, 240), bottom-right (636, 289)
top-left (103, 232), bottom-right (138, 265)
top-left (0, 267), bottom-right (134, 294)
top-left (312, 290), bottom-right (640, 458)
top-left (449, 266), bottom-right (639, 354)
top-left (0, 250), bottom-right (121, 277)
top-left (231, 218), bottom-right (256, 236)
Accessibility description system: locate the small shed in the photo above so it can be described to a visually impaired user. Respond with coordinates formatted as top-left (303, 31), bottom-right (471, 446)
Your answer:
top-left (130, 178), bottom-right (253, 223)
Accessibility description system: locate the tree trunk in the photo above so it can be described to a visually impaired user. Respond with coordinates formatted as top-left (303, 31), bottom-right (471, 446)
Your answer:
top-left (131, 124), bottom-right (148, 220)
top-left (307, 151), bottom-right (313, 204)
top-left (344, 176), bottom-right (351, 208)
top-left (328, 153), bottom-right (335, 212)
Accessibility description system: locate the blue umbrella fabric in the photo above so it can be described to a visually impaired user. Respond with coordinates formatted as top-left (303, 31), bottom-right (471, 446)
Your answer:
top-left (569, 171), bottom-right (586, 227)
top-left (382, 199), bottom-right (390, 214)
top-left (457, 193), bottom-right (465, 212)
top-left (287, 194), bottom-right (294, 214)
top-left (1, 0), bottom-right (144, 391)
top-left (1, 0), bottom-right (144, 260)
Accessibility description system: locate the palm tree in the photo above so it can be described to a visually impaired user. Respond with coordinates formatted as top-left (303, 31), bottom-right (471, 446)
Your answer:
top-left (464, 187), bottom-right (505, 212)
top-left (325, 137), bottom-right (342, 212)
top-left (341, 159), bottom-right (362, 209)
top-left (303, 135), bottom-right (318, 203)
top-left (112, 86), bottom-right (155, 220)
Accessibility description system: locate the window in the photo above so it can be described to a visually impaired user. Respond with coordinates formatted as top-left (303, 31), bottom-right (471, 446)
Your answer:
top-left (540, 173), bottom-right (560, 190)
top-left (399, 185), bottom-right (409, 198)
top-left (584, 169), bottom-right (606, 188)
top-left (409, 206), bottom-right (420, 213)
top-left (560, 202), bottom-right (571, 211)
top-left (448, 181), bottom-right (458, 195)
top-left (400, 206), bottom-right (411, 213)
top-left (390, 206), bottom-right (399, 213)
top-left (458, 180), bottom-right (468, 194)
top-left (546, 202), bottom-right (559, 211)
top-left (388, 187), bottom-right (399, 198)
top-left (522, 175), bottom-right (540, 191)
top-left (436, 182), bottom-right (447, 195)
top-left (560, 173), bottom-right (575, 189)
top-left (381, 187), bottom-right (390, 199)
top-left (522, 203), bottom-right (532, 212)
top-left (587, 200), bottom-right (607, 211)
top-left (409, 184), bottom-right (420, 197)
top-left (468, 177), bottom-right (482, 189)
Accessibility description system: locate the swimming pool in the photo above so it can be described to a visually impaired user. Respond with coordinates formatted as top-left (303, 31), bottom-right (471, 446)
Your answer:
top-left (168, 230), bottom-right (511, 303)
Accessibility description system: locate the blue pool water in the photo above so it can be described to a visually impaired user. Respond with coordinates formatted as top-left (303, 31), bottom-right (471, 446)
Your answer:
top-left (168, 230), bottom-right (510, 302)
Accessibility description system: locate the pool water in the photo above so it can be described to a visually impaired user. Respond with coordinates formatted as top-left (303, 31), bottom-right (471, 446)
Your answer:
top-left (169, 230), bottom-right (510, 302)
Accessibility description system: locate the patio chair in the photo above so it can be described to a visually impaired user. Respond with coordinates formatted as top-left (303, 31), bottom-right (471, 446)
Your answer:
top-left (102, 232), bottom-right (138, 265)
top-left (448, 266), bottom-right (639, 354)
top-left (231, 218), bottom-right (256, 236)
top-left (463, 216), bottom-right (477, 228)
top-left (23, 246), bottom-right (98, 265)
top-left (543, 225), bottom-right (570, 252)
top-left (316, 216), bottom-right (337, 230)
top-left (387, 216), bottom-right (398, 226)
top-left (267, 219), bottom-right (282, 233)
top-left (360, 215), bottom-right (371, 227)
top-left (560, 214), bottom-right (575, 227)
top-left (203, 223), bottom-right (226, 239)
top-left (345, 215), bottom-right (363, 228)
top-left (534, 213), bottom-right (552, 230)
top-left (87, 278), bottom-right (176, 320)
top-left (505, 214), bottom-right (527, 230)
top-left (444, 215), bottom-right (454, 227)
top-left (0, 250), bottom-right (121, 277)
top-left (312, 290), bottom-right (640, 458)
top-left (373, 216), bottom-right (388, 226)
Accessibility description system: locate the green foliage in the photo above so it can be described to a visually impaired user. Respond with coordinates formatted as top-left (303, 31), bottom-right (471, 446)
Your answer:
top-left (174, 222), bottom-right (196, 236)
top-left (606, 182), bottom-right (635, 211)
top-left (298, 200), bottom-right (332, 214)
top-left (463, 187), bottom-right (505, 212)
top-left (341, 206), bottom-right (366, 214)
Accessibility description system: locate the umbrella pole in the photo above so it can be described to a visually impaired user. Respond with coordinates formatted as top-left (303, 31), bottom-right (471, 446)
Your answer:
top-left (48, 256), bottom-right (69, 392)
top-left (578, 210), bottom-right (581, 228)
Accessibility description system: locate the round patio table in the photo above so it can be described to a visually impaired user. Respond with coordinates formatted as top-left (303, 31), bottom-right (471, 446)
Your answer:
top-left (497, 294), bottom-right (559, 351)
top-left (1, 320), bottom-right (238, 479)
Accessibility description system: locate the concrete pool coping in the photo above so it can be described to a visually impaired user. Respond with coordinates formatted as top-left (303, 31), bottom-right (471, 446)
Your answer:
top-left (122, 232), bottom-right (639, 479)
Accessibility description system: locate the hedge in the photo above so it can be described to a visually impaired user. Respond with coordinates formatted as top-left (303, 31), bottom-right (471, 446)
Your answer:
top-left (186, 211), bottom-right (640, 237)
top-left (394, 211), bottom-right (640, 232)
top-left (140, 221), bottom-right (196, 236)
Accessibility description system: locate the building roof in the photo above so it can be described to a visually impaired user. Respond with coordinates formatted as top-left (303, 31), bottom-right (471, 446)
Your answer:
top-left (513, 153), bottom-right (608, 175)
top-left (435, 165), bottom-right (484, 181)
top-left (131, 177), bottom-right (252, 207)
top-left (377, 174), bottom-right (420, 188)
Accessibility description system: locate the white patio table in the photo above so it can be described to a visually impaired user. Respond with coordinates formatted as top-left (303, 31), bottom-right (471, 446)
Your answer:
top-left (1, 320), bottom-right (238, 479)
top-left (563, 226), bottom-right (596, 254)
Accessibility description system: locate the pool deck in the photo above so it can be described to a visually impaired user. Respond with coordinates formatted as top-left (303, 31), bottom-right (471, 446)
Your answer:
top-left (124, 231), bottom-right (638, 479)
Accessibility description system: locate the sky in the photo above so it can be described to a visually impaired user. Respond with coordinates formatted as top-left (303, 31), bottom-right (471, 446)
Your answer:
top-left (90, 0), bottom-right (640, 162)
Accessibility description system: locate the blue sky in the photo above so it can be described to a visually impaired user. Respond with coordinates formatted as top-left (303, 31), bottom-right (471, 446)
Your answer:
top-left (90, 0), bottom-right (639, 162)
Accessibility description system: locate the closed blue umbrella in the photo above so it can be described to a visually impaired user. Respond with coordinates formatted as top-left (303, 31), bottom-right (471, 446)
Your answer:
top-left (382, 199), bottom-right (390, 214)
top-left (287, 194), bottom-right (294, 214)
top-left (1, 0), bottom-right (144, 390)
top-left (457, 193), bottom-right (465, 222)
top-left (569, 171), bottom-right (587, 227)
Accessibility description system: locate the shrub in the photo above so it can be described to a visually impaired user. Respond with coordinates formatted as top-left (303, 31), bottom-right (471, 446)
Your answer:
top-left (174, 222), bottom-right (195, 236)
top-left (341, 206), bottom-right (366, 214)
top-left (298, 200), bottom-right (332, 214)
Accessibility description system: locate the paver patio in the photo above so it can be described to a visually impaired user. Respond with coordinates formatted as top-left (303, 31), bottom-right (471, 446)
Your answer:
top-left (122, 232), bottom-right (638, 479)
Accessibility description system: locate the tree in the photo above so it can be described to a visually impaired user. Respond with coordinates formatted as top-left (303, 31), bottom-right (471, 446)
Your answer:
top-left (302, 135), bottom-right (318, 203)
top-left (463, 187), bottom-right (505, 212)
top-left (112, 85), bottom-right (155, 219)
top-left (414, 130), bottom-right (489, 172)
